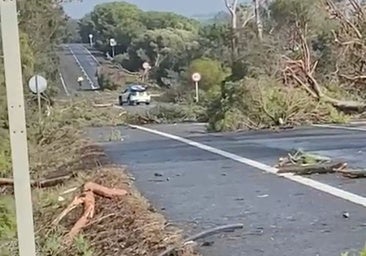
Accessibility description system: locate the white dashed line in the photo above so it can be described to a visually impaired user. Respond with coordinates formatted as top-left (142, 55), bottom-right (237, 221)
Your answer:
top-left (129, 124), bottom-right (366, 208)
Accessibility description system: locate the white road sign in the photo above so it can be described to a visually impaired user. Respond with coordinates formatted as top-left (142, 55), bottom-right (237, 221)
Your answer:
top-left (110, 38), bottom-right (117, 47)
top-left (28, 75), bottom-right (47, 94)
top-left (142, 62), bottom-right (151, 70)
top-left (192, 72), bottom-right (201, 82)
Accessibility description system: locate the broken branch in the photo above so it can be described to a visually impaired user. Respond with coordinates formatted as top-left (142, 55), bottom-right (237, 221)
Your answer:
top-left (0, 174), bottom-right (73, 188)
top-left (53, 181), bottom-right (128, 243)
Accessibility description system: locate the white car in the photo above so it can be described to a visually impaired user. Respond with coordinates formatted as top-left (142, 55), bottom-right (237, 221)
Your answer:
top-left (118, 85), bottom-right (151, 105)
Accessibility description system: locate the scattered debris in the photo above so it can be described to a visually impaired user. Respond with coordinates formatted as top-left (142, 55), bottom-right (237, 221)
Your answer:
top-left (158, 223), bottom-right (244, 256)
top-left (257, 194), bottom-right (269, 198)
top-left (343, 212), bottom-right (350, 219)
top-left (275, 149), bottom-right (366, 179)
top-left (52, 181), bottom-right (128, 243)
top-left (0, 173), bottom-right (74, 188)
top-left (201, 241), bottom-right (215, 247)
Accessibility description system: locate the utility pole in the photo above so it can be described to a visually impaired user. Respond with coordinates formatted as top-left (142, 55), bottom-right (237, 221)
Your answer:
top-left (0, 1), bottom-right (36, 256)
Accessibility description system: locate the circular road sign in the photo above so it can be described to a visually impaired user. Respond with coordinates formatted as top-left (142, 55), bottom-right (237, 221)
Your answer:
top-left (192, 72), bottom-right (201, 82)
top-left (89, 34), bottom-right (93, 39)
top-left (110, 38), bottom-right (117, 47)
top-left (142, 62), bottom-right (151, 70)
top-left (28, 75), bottom-right (47, 94)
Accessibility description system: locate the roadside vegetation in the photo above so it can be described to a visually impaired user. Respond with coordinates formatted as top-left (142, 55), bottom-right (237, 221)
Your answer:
top-left (78, 0), bottom-right (366, 131)
top-left (1, 0), bottom-right (366, 255)
top-left (0, 1), bottom-right (197, 255)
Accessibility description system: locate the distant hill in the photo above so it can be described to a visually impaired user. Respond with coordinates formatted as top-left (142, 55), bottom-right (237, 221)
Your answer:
top-left (191, 11), bottom-right (229, 24)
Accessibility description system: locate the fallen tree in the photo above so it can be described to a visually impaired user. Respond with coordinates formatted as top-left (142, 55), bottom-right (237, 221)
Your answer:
top-left (281, 21), bottom-right (366, 113)
top-left (275, 149), bottom-right (366, 178)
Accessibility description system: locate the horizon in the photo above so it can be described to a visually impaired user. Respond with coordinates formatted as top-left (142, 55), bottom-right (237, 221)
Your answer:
top-left (62, 0), bottom-right (246, 19)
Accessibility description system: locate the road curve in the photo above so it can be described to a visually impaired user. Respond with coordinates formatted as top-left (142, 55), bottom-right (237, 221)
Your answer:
top-left (88, 123), bottom-right (366, 256)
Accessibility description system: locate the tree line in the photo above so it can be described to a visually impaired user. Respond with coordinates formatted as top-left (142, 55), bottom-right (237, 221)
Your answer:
top-left (76, 0), bottom-right (366, 130)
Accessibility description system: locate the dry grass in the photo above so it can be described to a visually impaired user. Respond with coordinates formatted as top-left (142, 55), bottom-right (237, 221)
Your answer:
top-left (0, 93), bottom-right (199, 256)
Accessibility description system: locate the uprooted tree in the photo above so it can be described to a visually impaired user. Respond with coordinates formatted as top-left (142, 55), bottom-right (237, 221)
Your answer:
top-left (206, 0), bottom-right (366, 131)
top-left (281, 0), bottom-right (366, 113)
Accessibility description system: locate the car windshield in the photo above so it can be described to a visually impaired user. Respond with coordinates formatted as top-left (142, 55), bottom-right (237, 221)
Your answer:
top-left (129, 85), bottom-right (146, 92)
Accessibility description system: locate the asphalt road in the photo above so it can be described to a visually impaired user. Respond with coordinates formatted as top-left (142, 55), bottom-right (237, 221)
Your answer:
top-left (87, 123), bottom-right (366, 256)
top-left (57, 44), bottom-right (100, 96)
top-left (60, 43), bottom-right (366, 255)
top-left (67, 43), bottom-right (99, 89)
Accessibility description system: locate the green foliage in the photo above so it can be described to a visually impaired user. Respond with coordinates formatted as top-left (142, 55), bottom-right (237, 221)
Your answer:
top-left (187, 57), bottom-right (228, 91)
top-left (79, 2), bottom-right (202, 86)
top-left (0, 197), bottom-right (15, 240)
top-left (63, 18), bottom-right (82, 43)
top-left (207, 76), bottom-right (348, 132)
top-left (141, 11), bottom-right (199, 31)
top-left (89, 2), bottom-right (145, 51)
top-left (342, 245), bottom-right (366, 256)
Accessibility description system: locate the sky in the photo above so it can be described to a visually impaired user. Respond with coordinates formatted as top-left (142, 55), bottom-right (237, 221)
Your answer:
top-left (62, 0), bottom-right (235, 19)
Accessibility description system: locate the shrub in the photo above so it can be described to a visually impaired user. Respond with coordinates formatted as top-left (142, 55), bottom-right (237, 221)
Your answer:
top-left (207, 76), bottom-right (348, 131)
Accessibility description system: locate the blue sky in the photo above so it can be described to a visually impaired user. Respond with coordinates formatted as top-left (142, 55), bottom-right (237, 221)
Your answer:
top-left (63, 0), bottom-right (234, 19)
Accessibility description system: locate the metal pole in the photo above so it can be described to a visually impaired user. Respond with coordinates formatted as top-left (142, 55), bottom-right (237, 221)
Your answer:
top-left (195, 81), bottom-right (199, 103)
top-left (0, 1), bottom-right (36, 256)
top-left (112, 46), bottom-right (115, 58)
top-left (36, 75), bottom-right (42, 125)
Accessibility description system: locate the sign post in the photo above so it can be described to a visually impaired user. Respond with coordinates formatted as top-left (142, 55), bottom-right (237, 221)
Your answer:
top-left (109, 38), bottom-right (117, 58)
top-left (88, 34), bottom-right (93, 47)
top-left (142, 62), bottom-right (151, 82)
top-left (0, 1), bottom-right (37, 255)
top-left (191, 72), bottom-right (201, 103)
top-left (28, 75), bottom-right (48, 125)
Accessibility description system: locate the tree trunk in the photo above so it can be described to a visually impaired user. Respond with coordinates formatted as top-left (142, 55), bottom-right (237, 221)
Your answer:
top-left (224, 0), bottom-right (239, 61)
top-left (253, 0), bottom-right (263, 41)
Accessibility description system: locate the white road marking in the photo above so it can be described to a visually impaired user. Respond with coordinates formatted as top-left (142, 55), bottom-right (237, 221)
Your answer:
top-left (129, 124), bottom-right (366, 208)
top-left (313, 124), bottom-right (366, 132)
top-left (67, 46), bottom-right (97, 90)
top-left (83, 46), bottom-right (100, 64)
top-left (59, 72), bottom-right (70, 96)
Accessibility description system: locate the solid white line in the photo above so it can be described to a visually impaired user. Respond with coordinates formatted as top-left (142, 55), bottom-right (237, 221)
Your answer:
top-left (312, 124), bottom-right (366, 132)
top-left (68, 46), bottom-right (96, 90)
top-left (83, 46), bottom-right (100, 64)
top-left (59, 72), bottom-right (70, 96)
top-left (129, 124), bottom-right (366, 208)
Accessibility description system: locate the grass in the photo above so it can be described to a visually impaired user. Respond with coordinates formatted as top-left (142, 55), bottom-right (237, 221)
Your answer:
top-left (342, 246), bottom-right (366, 256)
top-left (0, 92), bottom-right (199, 256)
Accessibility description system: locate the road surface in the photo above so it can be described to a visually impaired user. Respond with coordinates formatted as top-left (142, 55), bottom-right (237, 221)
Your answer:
top-left (87, 123), bottom-right (366, 256)
top-left (57, 44), bottom-right (100, 96)
top-left (60, 43), bottom-right (366, 255)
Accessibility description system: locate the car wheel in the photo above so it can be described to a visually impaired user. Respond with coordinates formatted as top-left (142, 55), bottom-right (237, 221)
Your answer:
top-left (145, 102), bottom-right (150, 105)
top-left (136, 102), bottom-right (140, 105)
top-left (128, 100), bottom-right (134, 106)
top-left (118, 96), bottom-right (123, 105)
